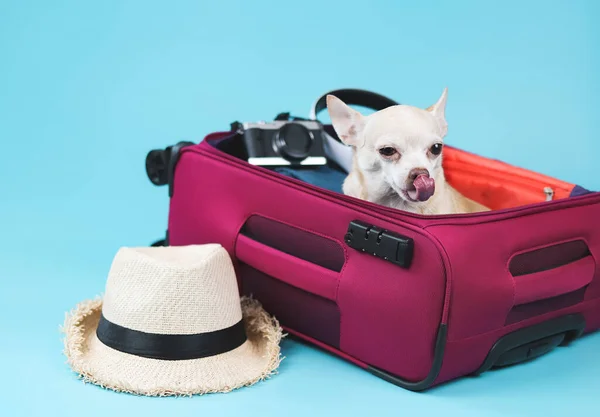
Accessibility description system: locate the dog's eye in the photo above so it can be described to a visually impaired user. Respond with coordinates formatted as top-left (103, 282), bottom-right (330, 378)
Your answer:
top-left (430, 143), bottom-right (443, 156)
top-left (378, 147), bottom-right (397, 157)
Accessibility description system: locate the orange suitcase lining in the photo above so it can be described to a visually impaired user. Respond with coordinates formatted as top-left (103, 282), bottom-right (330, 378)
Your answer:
top-left (443, 147), bottom-right (575, 211)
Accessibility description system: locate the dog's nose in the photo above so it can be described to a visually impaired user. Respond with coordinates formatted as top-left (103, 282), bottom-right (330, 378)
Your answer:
top-left (408, 168), bottom-right (430, 182)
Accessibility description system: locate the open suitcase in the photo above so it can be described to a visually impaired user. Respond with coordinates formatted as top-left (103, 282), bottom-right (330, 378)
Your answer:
top-left (145, 89), bottom-right (600, 391)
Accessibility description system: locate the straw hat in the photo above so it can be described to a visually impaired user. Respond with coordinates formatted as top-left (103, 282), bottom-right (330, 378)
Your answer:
top-left (61, 244), bottom-right (283, 396)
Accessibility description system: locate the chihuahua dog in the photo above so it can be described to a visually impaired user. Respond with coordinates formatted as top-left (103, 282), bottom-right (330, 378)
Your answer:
top-left (326, 88), bottom-right (489, 215)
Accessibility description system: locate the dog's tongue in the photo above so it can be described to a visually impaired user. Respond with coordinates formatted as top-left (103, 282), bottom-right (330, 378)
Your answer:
top-left (413, 175), bottom-right (435, 201)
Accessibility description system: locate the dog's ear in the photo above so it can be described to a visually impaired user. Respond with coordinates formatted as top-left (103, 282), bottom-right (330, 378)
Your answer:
top-left (326, 95), bottom-right (366, 147)
top-left (426, 87), bottom-right (448, 137)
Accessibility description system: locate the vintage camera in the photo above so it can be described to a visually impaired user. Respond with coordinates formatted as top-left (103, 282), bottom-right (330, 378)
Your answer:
top-left (241, 120), bottom-right (328, 167)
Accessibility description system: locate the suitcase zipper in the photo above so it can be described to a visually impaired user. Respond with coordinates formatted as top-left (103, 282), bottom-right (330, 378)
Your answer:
top-left (441, 163), bottom-right (569, 202)
top-left (192, 140), bottom-right (598, 223)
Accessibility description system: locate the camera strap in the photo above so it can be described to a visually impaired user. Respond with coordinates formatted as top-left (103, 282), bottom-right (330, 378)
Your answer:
top-left (309, 88), bottom-right (399, 120)
top-left (308, 88), bottom-right (399, 174)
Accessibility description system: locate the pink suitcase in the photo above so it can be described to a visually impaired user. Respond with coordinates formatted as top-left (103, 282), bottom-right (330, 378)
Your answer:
top-left (144, 90), bottom-right (600, 390)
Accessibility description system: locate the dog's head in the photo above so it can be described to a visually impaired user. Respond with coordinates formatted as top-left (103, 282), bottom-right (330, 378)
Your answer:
top-left (327, 88), bottom-right (449, 204)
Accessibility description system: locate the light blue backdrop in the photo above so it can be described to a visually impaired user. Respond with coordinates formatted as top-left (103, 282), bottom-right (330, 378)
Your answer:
top-left (1, 1), bottom-right (599, 416)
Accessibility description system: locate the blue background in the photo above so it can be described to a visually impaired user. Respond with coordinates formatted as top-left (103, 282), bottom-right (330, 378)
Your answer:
top-left (1, 1), bottom-right (599, 416)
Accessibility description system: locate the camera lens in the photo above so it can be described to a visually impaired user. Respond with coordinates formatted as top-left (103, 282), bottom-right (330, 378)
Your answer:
top-left (273, 122), bottom-right (314, 161)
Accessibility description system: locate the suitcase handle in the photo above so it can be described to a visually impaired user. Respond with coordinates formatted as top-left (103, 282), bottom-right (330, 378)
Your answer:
top-left (511, 255), bottom-right (595, 306)
top-left (235, 234), bottom-right (340, 301)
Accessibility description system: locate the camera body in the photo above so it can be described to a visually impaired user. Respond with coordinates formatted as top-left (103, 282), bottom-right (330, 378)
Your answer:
top-left (241, 120), bottom-right (328, 167)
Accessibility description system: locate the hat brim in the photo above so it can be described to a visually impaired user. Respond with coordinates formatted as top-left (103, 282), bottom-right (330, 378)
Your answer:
top-left (62, 296), bottom-right (284, 397)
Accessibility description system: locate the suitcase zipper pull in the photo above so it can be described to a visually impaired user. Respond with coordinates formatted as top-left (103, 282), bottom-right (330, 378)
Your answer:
top-left (544, 187), bottom-right (554, 201)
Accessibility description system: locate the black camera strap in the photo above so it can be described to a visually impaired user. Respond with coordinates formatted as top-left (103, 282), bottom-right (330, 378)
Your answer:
top-left (232, 89), bottom-right (398, 129)
top-left (309, 88), bottom-right (399, 120)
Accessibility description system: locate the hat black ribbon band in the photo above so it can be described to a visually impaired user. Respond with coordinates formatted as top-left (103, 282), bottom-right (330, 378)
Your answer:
top-left (96, 314), bottom-right (247, 360)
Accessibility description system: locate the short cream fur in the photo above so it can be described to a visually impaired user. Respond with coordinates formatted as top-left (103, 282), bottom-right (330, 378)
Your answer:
top-left (327, 88), bottom-right (489, 215)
